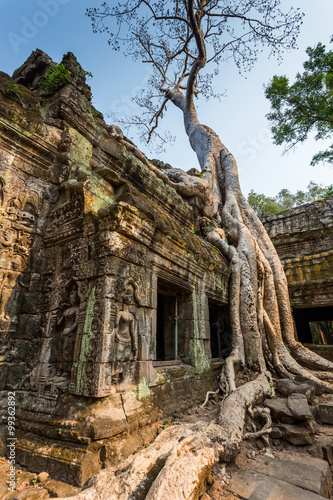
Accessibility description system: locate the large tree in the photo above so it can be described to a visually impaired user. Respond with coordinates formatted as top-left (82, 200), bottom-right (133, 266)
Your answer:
top-left (87, 1), bottom-right (333, 461)
top-left (265, 37), bottom-right (333, 165)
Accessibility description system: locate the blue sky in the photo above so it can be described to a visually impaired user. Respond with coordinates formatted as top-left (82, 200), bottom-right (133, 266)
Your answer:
top-left (0, 0), bottom-right (332, 197)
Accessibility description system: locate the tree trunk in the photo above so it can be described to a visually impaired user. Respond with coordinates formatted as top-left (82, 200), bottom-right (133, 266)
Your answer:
top-left (166, 89), bottom-right (333, 399)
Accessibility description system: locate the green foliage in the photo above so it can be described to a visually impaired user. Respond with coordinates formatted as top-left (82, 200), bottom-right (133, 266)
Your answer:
top-left (265, 38), bottom-right (333, 166)
top-left (247, 190), bottom-right (283, 218)
top-left (39, 63), bottom-right (71, 95)
top-left (84, 70), bottom-right (93, 79)
top-left (248, 181), bottom-right (332, 218)
top-left (4, 82), bottom-right (24, 96)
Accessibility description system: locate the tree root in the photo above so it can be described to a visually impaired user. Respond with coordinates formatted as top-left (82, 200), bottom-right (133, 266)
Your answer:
top-left (218, 371), bottom-right (274, 462)
top-left (201, 388), bottom-right (219, 408)
top-left (244, 406), bottom-right (272, 442)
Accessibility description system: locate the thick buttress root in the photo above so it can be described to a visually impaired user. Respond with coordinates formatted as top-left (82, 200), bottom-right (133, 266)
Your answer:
top-left (204, 146), bottom-right (333, 396)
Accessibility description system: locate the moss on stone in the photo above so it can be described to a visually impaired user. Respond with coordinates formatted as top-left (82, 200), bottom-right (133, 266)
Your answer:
top-left (135, 377), bottom-right (152, 401)
top-left (75, 286), bottom-right (96, 394)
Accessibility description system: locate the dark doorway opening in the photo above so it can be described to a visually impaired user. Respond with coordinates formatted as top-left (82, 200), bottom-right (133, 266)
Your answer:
top-left (208, 302), bottom-right (230, 358)
top-left (209, 305), bottom-right (220, 358)
top-left (155, 279), bottom-right (192, 362)
top-left (294, 306), bottom-right (333, 344)
top-left (156, 292), bottom-right (166, 361)
top-left (156, 282), bottom-right (179, 361)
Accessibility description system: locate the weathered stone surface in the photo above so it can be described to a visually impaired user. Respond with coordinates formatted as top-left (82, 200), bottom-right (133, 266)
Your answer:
top-left (287, 393), bottom-right (314, 421)
top-left (251, 455), bottom-right (332, 498)
top-left (273, 421), bottom-right (316, 445)
top-left (44, 479), bottom-right (81, 498)
top-left (1, 46), bottom-right (332, 491)
top-left (318, 403), bottom-right (333, 425)
top-left (265, 393), bottom-right (314, 425)
top-left (263, 198), bottom-right (333, 309)
top-left (305, 429), bottom-right (333, 465)
top-left (37, 471), bottom-right (49, 482)
top-left (264, 398), bottom-right (296, 423)
top-left (12, 48), bottom-right (53, 89)
top-left (0, 50), bottom-right (229, 484)
top-left (227, 470), bottom-right (328, 500)
top-left (276, 378), bottom-right (316, 401)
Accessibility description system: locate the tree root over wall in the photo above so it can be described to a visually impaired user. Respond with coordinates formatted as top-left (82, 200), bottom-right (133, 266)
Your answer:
top-left (66, 136), bottom-right (333, 500)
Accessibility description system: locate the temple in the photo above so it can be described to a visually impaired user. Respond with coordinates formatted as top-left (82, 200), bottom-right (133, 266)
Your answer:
top-left (0, 50), bottom-right (332, 485)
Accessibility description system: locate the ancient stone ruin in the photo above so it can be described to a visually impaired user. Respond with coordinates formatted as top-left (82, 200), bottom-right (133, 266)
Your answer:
top-left (0, 50), bottom-right (332, 492)
top-left (263, 199), bottom-right (333, 359)
top-left (0, 50), bottom-right (231, 486)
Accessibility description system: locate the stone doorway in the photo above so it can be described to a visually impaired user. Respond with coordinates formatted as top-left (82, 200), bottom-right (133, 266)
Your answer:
top-left (294, 306), bottom-right (333, 345)
top-left (155, 280), bottom-right (191, 362)
top-left (208, 302), bottom-right (231, 358)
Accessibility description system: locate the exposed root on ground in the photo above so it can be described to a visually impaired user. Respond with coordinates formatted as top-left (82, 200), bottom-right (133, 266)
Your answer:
top-left (244, 406), bottom-right (272, 448)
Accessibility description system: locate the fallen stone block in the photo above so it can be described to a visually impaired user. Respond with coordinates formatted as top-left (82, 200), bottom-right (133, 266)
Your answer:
top-left (318, 403), bottom-right (333, 425)
top-left (264, 398), bottom-right (296, 423)
top-left (276, 378), bottom-right (316, 401)
top-left (272, 421), bottom-right (316, 445)
top-left (251, 455), bottom-right (331, 498)
top-left (227, 470), bottom-right (328, 500)
top-left (306, 432), bottom-right (333, 465)
top-left (287, 393), bottom-right (314, 421)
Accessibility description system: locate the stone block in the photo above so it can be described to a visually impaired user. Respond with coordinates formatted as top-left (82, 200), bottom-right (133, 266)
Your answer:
top-left (276, 378), bottom-right (316, 402)
top-left (305, 433), bottom-right (333, 465)
top-left (177, 299), bottom-right (194, 320)
top-left (251, 455), bottom-right (331, 498)
top-left (275, 421), bottom-right (316, 445)
top-left (227, 470), bottom-right (328, 500)
top-left (16, 314), bottom-right (42, 339)
top-left (265, 398), bottom-right (295, 423)
top-left (18, 292), bottom-right (47, 314)
top-left (265, 393), bottom-right (314, 423)
top-left (287, 392), bottom-right (314, 421)
top-left (15, 431), bottom-right (100, 487)
top-left (318, 404), bottom-right (333, 425)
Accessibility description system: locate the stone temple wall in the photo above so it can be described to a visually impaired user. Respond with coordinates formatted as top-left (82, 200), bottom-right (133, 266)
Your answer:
top-left (263, 198), bottom-right (333, 356)
top-left (263, 199), bottom-right (333, 309)
top-left (0, 51), bottom-right (230, 485)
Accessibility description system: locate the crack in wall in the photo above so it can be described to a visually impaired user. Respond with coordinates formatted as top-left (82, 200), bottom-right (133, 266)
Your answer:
top-left (120, 394), bottom-right (129, 424)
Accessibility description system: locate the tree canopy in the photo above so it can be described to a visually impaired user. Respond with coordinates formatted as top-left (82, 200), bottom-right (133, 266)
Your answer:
top-left (87, 1), bottom-right (303, 149)
top-left (248, 181), bottom-right (333, 218)
top-left (265, 37), bottom-right (333, 165)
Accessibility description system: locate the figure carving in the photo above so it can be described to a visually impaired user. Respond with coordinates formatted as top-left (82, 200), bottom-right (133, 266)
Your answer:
top-left (115, 285), bottom-right (137, 362)
top-left (0, 263), bottom-right (20, 320)
top-left (0, 223), bottom-right (16, 257)
top-left (56, 287), bottom-right (79, 379)
top-left (112, 283), bottom-right (138, 385)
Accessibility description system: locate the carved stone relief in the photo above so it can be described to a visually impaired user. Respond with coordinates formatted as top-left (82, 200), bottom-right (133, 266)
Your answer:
top-left (111, 280), bottom-right (139, 387)
top-left (0, 177), bottom-right (40, 324)
top-left (55, 283), bottom-right (80, 379)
